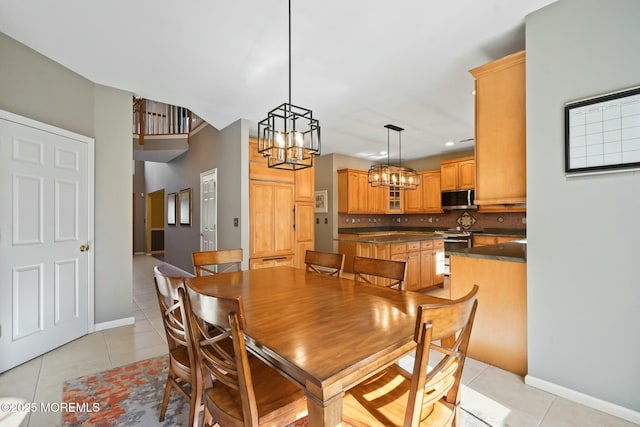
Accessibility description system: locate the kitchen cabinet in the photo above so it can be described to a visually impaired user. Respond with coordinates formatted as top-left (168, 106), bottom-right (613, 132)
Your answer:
top-left (470, 50), bottom-right (526, 209)
top-left (293, 202), bottom-right (315, 268)
top-left (337, 169), bottom-right (386, 214)
top-left (249, 181), bottom-right (295, 258)
top-left (420, 239), bottom-right (445, 289)
top-left (404, 169), bottom-right (442, 214)
top-left (473, 235), bottom-right (522, 247)
top-left (440, 157), bottom-right (475, 191)
top-left (384, 186), bottom-right (404, 214)
top-left (340, 234), bottom-right (444, 290)
top-left (390, 242), bottom-right (421, 291)
top-left (249, 138), bottom-right (314, 269)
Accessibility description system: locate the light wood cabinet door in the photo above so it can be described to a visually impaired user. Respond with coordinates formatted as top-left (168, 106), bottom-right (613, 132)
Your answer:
top-left (470, 50), bottom-right (526, 206)
top-left (404, 250), bottom-right (421, 291)
top-left (294, 167), bottom-right (314, 202)
top-left (250, 181), bottom-right (294, 259)
top-left (422, 170), bottom-right (442, 213)
top-left (385, 187), bottom-right (404, 214)
top-left (440, 157), bottom-right (475, 191)
top-left (293, 202), bottom-right (315, 268)
top-left (404, 187), bottom-right (422, 213)
top-left (458, 159), bottom-right (476, 189)
top-left (368, 185), bottom-right (386, 214)
top-left (420, 249), bottom-right (434, 289)
top-left (440, 162), bottom-right (459, 191)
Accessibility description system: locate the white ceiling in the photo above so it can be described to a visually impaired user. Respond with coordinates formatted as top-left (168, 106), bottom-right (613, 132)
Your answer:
top-left (0, 0), bottom-right (554, 161)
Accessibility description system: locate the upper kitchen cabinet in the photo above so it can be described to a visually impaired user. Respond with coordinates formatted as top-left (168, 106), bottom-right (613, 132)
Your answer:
top-left (440, 157), bottom-right (475, 191)
top-left (404, 169), bottom-right (443, 214)
top-left (337, 169), bottom-right (385, 214)
top-left (470, 51), bottom-right (526, 210)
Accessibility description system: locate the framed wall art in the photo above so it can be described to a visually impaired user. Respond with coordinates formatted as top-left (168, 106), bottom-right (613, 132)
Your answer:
top-left (179, 188), bottom-right (192, 226)
top-left (314, 190), bottom-right (328, 213)
top-left (167, 192), bottom-right (177, 225)
top-left (565, 85), bottom-right (640, 175)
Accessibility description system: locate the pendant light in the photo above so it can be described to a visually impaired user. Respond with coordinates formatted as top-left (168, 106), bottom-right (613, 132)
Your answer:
top-left (257, 0), bottom-right (321, 170)
top-left (368, 124), bottom-right (419, 190)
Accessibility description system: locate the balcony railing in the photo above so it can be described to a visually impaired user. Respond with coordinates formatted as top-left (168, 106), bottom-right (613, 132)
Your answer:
top-left (133, 98), bottom-right (204, 145)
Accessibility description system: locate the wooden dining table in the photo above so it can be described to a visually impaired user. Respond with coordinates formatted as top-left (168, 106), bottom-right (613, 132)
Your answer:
top-left (186, 266), bottom-right (450, 427)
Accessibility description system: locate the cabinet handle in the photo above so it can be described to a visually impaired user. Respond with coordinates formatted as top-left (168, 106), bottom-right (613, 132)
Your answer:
top-left (293, 206), bottom-right (296, 230)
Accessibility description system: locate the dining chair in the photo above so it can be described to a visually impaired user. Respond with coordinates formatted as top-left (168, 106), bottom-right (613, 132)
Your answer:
top-left (352, 255), bottom-right (407, 290)
top-left (342, 285), bottom-right (479, 427)
top-left (184, 286), bottom-right (308, 427)
top-left (153, 266), bottom-right (201, 427)
top-left (192, 248), bottom-right (243, 276)
top-left (304, 250), bottom-right (345, 277)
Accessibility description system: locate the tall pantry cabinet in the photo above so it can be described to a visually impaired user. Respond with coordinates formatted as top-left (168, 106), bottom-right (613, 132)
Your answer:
top-left (249, 138), bottom-right (315, 269)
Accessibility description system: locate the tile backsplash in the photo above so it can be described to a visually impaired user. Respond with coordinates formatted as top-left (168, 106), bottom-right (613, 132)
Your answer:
top-left (338, 210), bottom-right (526, 232)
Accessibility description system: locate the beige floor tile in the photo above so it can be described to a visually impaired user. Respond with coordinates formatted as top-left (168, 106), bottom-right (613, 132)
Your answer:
top-left (467, 365), bottom-right (555, 427)
top-left (108, 344), bottom-right (168, 368)
top-left (104, 329), bottom-right (165, 355)
top-left (0, 357), bottom-right (41, 401)
top-left (102, 318), bottom-right (156, 338)
top-left (540, 397), bottom-right (638, 427)
top-left (461, 357), bottom-right (490, 385)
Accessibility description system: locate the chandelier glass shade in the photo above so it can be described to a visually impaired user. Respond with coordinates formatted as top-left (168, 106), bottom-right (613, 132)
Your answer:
top-left (257, 0), bottom-right (320, 170)
top-left (368, 124), bottom-right (419, 190)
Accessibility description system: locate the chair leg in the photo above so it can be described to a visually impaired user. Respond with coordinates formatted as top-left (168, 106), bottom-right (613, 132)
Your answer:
top-left (159, 375), bottom-right (173, 421)
top-left (189, 380), bottom-right (203, 427)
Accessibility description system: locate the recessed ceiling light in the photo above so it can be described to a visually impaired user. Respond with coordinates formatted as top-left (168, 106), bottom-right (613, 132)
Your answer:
top-left (471, 89), bottom-right (476, 96)
top-left (380, 151), bottom-right (387, 155)
top-left (445, 141), bottom-right (455, 147)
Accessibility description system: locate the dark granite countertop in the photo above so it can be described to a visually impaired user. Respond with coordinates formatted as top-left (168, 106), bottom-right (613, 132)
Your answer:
top-left (338, 226), bottom-right (445, 234)
top-left (476, 228), bottom-right (526, 237)
top-left (337, 226), bottom-right (526, 236)
top-left (448, 240), bottom-right (527, 263)
top-left (335, 233), bottom-right (443, 244)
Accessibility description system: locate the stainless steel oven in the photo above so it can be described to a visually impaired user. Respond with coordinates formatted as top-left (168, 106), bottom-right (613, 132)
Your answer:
top-left (441, 230), bottom-right (472, 276)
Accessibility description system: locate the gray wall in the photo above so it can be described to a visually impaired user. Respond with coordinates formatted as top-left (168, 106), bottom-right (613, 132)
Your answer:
top-left (0, 32), bottom-right (133, 325)
top-left (144, 120), bottom-right (248, 273)
top-left (527, 0), bottom-right (640, 412)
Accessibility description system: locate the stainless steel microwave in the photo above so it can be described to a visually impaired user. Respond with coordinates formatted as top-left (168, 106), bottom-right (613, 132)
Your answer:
top-left (441, 189), bottom-right (477, 210)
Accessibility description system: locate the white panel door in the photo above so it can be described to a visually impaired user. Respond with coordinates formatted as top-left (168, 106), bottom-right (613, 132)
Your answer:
top-left (0, 111), bottom-right (93, 373)
top-left (200, 169), bottom-right (217, 251)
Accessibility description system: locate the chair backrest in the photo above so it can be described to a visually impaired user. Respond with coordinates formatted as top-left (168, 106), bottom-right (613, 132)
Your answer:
top-left (153, 266), bottom-right (194, 357)
top-left (192, 248), bottom-right (243, 276)
top-left (353, 256), bottom-right (407, 290)
top-left (403, 285), bottom-right (479, 426)
top-left (184, 286), bottom-right (258, 426)
top-left (304, 250), bottom-right (345, 277)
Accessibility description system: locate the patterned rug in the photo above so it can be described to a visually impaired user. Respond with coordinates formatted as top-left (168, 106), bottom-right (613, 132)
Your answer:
top-left (62, 356), bottom-right (492, 426)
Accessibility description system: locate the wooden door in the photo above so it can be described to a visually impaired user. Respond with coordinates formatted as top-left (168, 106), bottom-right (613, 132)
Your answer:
top-left (0, 111), bottom-right (93, 373)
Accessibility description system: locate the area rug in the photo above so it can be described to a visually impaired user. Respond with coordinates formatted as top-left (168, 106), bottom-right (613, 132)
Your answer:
top-left (62, 355), bottom-right (492, 426)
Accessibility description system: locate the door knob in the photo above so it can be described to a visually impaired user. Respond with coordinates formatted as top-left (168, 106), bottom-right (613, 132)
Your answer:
top-left (80, 244), bottom-right (90, 252)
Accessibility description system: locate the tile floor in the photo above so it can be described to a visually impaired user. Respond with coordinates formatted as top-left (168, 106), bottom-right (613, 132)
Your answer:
top-left (0, 255), bottom-right (636, 427)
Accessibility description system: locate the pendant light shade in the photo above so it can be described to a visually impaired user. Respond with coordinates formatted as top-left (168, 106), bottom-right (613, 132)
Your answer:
top-left (257, 0), bottom-right (321, 170)
top-left (368, 125), bottom-right (419, 190)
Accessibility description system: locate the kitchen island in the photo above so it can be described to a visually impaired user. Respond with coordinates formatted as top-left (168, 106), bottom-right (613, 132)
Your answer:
top-left (449, 240), bottom-right (527, 375)
top-left (336, 231), bottom-right (445, 291)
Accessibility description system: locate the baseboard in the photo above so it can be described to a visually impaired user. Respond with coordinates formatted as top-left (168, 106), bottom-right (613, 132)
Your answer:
top-left (525, 375), bottom-right (640, 424)
top-left (94, 316), bottom-right (135, 332)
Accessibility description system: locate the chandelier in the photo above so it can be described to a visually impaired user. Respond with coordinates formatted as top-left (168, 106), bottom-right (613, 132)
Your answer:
top-left (257, 0), bottom-right (320, 170)
top-left (368, 124), bottom-right (419, 190)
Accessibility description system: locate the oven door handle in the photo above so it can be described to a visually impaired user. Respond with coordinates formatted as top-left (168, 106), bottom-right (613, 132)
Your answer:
top-left (445, 239), bottom-right (470, 243)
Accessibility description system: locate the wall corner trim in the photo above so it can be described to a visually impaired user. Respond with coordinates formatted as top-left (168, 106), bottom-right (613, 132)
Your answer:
top-left (524, 375), bottom-right (640, 424)
top-left (94, 316), bottom-right (135, 332)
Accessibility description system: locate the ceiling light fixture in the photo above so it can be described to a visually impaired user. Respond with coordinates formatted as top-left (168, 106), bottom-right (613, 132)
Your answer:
top-left (368, 124), bottom-right (419, 190)
top-left (257, 0), bottom-right (320, 170)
